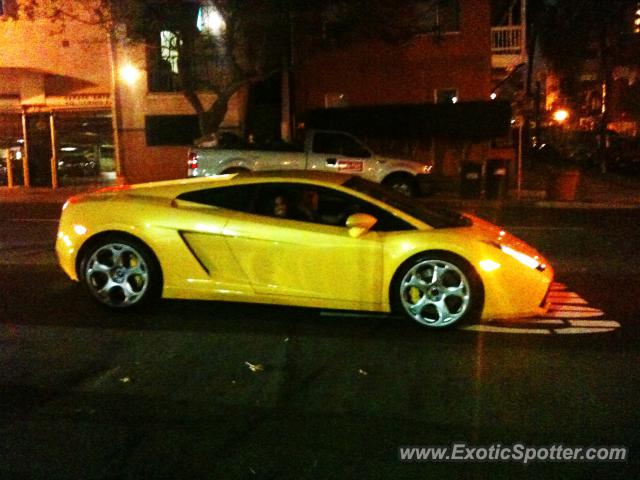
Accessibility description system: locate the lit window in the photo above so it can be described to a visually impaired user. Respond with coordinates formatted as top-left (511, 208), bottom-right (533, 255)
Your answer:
top-left (197, 1), bottom-right (225, 35)
top-left (160, 31), bottom-right (180, 74)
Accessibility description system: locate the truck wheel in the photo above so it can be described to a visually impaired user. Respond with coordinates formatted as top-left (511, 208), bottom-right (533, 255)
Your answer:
top-left (383, 173), bottom-right (419, 196)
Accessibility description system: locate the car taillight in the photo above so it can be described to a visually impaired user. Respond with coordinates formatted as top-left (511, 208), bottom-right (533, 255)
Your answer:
top-left (188, 151), bottom-right (199, 170)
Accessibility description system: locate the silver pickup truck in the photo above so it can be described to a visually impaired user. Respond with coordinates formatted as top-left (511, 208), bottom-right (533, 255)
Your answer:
top-left (187, 129), bottom-right (433, 196)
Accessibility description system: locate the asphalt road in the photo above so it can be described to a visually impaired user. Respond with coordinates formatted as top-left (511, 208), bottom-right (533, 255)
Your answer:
top-left (1, 202), bottom-right (639, 479)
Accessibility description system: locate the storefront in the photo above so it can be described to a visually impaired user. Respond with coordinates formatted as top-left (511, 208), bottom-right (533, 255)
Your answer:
top-left (0, 95), bottom-right (116, 188)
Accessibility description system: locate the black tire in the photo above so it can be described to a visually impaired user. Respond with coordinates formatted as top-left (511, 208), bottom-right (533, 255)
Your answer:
top-left (383, 173), bottom-right (419, 196)
top-left (79, 234), bottom-right (162, 309)
top-left (390, 252), bottom-right (483, 328)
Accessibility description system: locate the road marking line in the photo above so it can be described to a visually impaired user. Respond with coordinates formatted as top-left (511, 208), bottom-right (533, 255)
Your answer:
top-left (550, 298), bottom-right (588, 305)
top-left (550, 282), bottom-right (567, 290)
top-left (548, 305), bottom-right (604, 313)
top-left (460, 325), bottom-right (552, 334)
top-left (540, 310), bottom-right (605, 319)
top-left (548, 292), bottom-right (584, 299)
top-left (523, 319), bottom-right (567, 326)
top-left (568, 319), bottom-right (621, 328)
top-left (554, 328), bottom-right (617, 335)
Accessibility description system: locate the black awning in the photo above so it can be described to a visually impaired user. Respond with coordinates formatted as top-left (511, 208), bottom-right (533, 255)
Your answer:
top-left (304, 101), bottom-right (512, 140)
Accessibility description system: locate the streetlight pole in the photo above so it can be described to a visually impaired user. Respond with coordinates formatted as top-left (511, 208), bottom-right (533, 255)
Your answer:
top-left (108, 27), bottom-right (124, 183)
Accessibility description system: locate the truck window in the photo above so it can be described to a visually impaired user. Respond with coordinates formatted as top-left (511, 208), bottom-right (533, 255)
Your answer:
top-left (312, 132), bottom-right (371, 158)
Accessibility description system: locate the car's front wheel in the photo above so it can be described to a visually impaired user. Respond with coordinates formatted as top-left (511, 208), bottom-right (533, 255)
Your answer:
top-left (79, 236), bottom-right (162, 309)
top-left (391, 253), bottom-right (483, 328)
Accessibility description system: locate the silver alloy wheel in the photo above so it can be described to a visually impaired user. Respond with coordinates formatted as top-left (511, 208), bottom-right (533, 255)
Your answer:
top-left (399, 259), bottom-right (471, 327)
top-left (84, 243), bottom-right (149, 307)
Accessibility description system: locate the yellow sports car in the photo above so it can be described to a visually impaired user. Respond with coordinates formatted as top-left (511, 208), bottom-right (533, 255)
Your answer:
top-left (56, 171), bottom-right (553, 328)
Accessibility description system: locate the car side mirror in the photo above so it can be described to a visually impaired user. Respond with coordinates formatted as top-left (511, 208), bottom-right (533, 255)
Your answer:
top-left (346, 213), bottom-right (377, 238)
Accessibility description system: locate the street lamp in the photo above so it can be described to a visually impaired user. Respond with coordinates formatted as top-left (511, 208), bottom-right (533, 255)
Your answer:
top-left (120, 63), bottom-right (142, 86)
top-left (552, 108), bottom-right (569, 123)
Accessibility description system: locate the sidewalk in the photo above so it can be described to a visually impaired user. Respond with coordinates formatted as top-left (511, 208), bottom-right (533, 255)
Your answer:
top-left (0, 185), bottom-right (93, 204)
top-left (1, 168), bottom-right (640, 208)
top-left (430, 166), bottom-right (640, 210)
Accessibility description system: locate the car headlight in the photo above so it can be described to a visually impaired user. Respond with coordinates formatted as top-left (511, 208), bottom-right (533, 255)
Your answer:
top-left (499, 244), bottom-right (545, 271)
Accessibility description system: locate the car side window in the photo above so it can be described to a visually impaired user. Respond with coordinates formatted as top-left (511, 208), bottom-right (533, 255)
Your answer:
top-left (176, 185), bottom-right (257, 212)
top-left (252, 183), bottom-right (414, 232)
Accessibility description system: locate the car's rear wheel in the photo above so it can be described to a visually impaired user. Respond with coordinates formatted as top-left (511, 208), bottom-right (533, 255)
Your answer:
top-left (80, 236), bottom-right (161, 309)
top-left (391, 253), bottom-right (483, 328)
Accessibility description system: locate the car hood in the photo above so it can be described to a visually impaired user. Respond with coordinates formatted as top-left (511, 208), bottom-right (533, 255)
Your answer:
top-left (463, 213), bottom-right (548, 265)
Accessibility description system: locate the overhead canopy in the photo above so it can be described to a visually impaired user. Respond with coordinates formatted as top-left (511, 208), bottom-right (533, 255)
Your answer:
top-left (304, 101), bottom-right (512, 140)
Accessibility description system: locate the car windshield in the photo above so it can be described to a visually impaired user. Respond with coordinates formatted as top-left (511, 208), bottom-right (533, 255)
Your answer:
top-left (343, 177), bottom-right (472, 228)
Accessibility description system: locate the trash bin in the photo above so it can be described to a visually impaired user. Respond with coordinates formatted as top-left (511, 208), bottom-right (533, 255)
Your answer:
top-left (485, 159), bottom-right (509, 199)
top-left (547, 168), bottom-right (580, 201)
top-left (460, 162), bottom-right (483, 199)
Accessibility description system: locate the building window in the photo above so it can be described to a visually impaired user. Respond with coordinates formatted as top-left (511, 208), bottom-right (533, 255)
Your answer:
top-left (435, 88), bottom-right (458, 104)
top-left (416, 0), bottom-right (460, 34)
top-left (160, 31), bottom-right (180, 74)
top-left (145, 115), bottom-right (201, 146)
top-left (197, 1), bottom-right (225, 36)
top-left (324, 92), bottom-right (349, 108)
top-left (148, 30), bottom-right (181, 92)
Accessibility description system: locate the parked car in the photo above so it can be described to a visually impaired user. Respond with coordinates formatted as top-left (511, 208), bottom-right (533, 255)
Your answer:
top-left (188, 129), bottom-right (434, 196)
top-left (56, 171), bottom-right (553, 329)
top-left (57, 150), bottom-right (99, 177)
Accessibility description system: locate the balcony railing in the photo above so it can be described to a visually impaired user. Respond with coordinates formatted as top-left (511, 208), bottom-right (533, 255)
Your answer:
top-left (491, 25), bottom-right (523, 55)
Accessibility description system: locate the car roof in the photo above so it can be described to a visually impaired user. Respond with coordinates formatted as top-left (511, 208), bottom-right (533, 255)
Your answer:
top-left (231, 170), bottom-right (351, 184)
top-left (88, 171), bottom-right (353, 201)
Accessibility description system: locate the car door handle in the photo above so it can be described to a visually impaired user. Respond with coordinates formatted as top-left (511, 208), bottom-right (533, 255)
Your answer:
top-left (326, 158), bottom-right (337, 166)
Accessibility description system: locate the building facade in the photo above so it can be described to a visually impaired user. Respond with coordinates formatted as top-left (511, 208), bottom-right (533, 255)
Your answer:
top-left (292, 0), bottom-right (513, 176)
top-left (0, 0), bottom-right (245, 187)
top-left (1, 0), bottom-right (516, 187)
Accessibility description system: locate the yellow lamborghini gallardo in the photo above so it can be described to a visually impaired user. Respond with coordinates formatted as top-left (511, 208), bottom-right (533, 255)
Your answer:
top-left (56, 172), bottom-right (553, 328)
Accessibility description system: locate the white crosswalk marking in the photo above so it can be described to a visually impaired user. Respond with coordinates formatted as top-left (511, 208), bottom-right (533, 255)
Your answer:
top-left (549, 298), bottom-right (588, 305)
top-left (461, 282), bottom-right (620, 335)
top-left (548, 291), bottom-right (583, 300)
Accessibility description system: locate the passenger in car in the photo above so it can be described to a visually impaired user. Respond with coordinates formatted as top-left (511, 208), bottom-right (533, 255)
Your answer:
top-left (273, 194), bottom-right (290, 219)
top-left (293, 190), bottom-right (319, 222)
